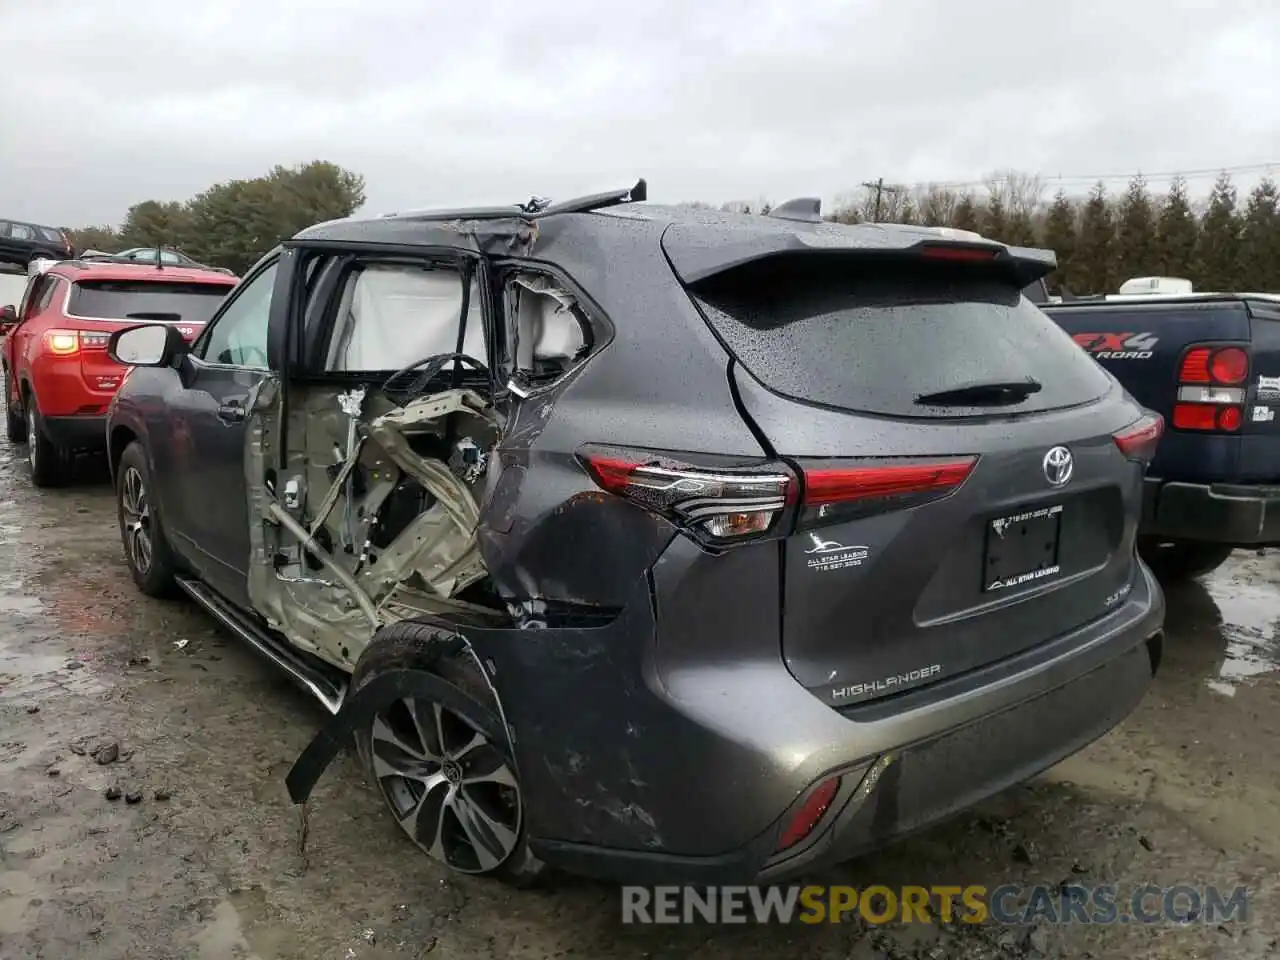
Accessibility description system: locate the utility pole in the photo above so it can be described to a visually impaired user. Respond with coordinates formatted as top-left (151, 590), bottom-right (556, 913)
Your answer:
top-left (860, 178), bottom-right (906, 222)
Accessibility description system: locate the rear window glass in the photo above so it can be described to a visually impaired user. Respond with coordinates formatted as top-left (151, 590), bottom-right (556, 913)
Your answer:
top-left (37, 227), bottom-right (63, 243)
top-left (692, 259), bottom-right (1113, 418)
top-left (69, 280), bottom-right (231, 324)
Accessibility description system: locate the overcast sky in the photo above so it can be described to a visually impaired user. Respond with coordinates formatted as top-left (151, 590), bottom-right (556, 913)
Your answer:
top-left (0, 0), bottom-right (1275, 228)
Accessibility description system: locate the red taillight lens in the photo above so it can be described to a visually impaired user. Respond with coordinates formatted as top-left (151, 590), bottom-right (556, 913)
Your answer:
top-left (578, 445), bottom-right (794, 546)
top-left (776, 776), bottom-right (841, 852)
top-left (1209, 347), bottom-right (1248, 385)
top-left (804, 460), bottom-right (976, 504)
top-left (1113, 413), bottom-right (1164, 461)
top-left (43, 329), bottom-right (109, 356)
top-left (796, 456), bottom-right (976, 527)
top-left (1179, 347), bottom-right (1211, 383)
top-left (1172, 403), bottom-right (1218, 431)
top-left (1218, 406), bottom-right (1243, 431)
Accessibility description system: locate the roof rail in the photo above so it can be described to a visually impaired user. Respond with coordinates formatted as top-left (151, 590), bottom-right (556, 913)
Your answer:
top-left (393, 179), bottom-right (648, 224)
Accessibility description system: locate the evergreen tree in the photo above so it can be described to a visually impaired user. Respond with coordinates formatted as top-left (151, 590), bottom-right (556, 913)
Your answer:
top-left (1115, 175), bottom-right (1158, 279)
top-left (1077, 182), bottom-right (1116, 294)
top-left (1239, 177), bottom-right (1279, 291)
top-left (1194, 173), bottom-right (1242, 291)
top-left (950, 194), bottom-right (980, 232)
top-left (982, 189), bottom-right (1009, 242)
top-left (1156, 176), bottom-right (1198, 280)
top-left (1042, 191), bottom-right (1078, 294)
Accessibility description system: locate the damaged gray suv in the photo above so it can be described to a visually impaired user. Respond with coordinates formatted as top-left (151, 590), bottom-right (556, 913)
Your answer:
top-left (103, 182), bottom-right (1166, 885)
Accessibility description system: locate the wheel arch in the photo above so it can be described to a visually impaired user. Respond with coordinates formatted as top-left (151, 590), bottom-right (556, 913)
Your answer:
top-left (108, 423), bottom-right (139, 482)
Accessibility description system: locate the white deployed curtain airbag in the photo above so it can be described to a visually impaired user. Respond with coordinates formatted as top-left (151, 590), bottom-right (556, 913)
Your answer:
top-left (328, 265), bottom-right (482, 371)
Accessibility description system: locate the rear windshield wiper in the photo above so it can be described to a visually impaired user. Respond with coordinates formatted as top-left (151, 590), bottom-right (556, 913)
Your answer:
top-left (915, 378), bottom-right (1043, 407)
top-left (125, 311), bottom-right (183, 323)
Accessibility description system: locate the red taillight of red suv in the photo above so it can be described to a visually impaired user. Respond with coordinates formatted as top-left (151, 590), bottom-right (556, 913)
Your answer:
top-left (1172, 344), bottom-right (1248, 433)
top-left (43, 329), bottom-right (111, 356)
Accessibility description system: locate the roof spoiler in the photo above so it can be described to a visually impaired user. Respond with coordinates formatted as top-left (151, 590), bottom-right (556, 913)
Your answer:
top-left (664, 222), bottom-right (1058, 288)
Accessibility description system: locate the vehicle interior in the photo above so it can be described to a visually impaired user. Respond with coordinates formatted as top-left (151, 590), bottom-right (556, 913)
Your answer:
top-left (245, 254), bottom-right (593, 672)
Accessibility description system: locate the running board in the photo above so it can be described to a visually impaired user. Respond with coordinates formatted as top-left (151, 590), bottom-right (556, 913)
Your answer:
top-left (175, 576), bottom-right (348, 715)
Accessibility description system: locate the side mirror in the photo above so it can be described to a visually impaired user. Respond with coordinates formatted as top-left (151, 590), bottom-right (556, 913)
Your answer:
top-left (108, 323), bottom-right (189, 367)
top-left (0, 305), bottom-right (16, 328)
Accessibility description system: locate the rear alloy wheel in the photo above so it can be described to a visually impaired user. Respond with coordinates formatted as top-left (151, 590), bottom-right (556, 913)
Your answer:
top-left (369, 695), bottom-right (522, 874)
top-left (1138, 539), bottom-right (1235, 582)
top-left (352, 626), bottom-right (544, 886)
top-left (25, 399), bottom-right (67, 487)
top-left (116, 441), bottom-right (176, 596)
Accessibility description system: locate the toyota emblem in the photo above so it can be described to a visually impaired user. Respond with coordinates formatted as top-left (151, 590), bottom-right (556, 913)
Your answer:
top-left (1043, 446), bottom-right (1073, 487)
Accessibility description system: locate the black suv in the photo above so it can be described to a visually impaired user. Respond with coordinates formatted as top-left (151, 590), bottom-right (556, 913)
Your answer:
top-left (103, 183), bottom-right (1165, 885)
top-left (0, 219), bottom-right (73, 266)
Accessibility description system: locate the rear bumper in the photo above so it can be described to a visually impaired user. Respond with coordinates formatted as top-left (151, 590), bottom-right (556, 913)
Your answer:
top-left (41, 415), bottom-right (107, 451)
top-left (1141, 477), bottom-right (1280, 545)
top-left (521, 557), bottom-right (1165, 885)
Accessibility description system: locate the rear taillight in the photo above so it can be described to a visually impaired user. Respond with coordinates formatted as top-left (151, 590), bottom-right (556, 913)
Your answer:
top-left (1113, 413), bottom-right (1164, 462)
top-left (577, 445), bottom-right (794, 547)
top-left (42, 329), bottom-right (110, 356)
top-left (796, 456), bottom-right (977, 528)
top-left (1173, 344), bottom-right (1248, 432)
top-left (44, 330), bottom-right (80, 355)
top-left (579, 447), bottom-right (979, 546)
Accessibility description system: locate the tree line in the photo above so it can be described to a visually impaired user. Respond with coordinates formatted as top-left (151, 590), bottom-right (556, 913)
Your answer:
top-left (66, 161), bottom-right (366, 276)
top-left (707, 171), bottom-right (1279, 295)
top-left (67, 163), bottom-right (1278, 294)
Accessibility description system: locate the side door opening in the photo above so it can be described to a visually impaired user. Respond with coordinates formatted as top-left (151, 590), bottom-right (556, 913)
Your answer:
top-left (247, 250), bottom-right (508, 673)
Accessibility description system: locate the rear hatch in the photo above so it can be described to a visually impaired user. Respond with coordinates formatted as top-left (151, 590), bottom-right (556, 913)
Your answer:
top-left (66, 277), bottom-right (231, 399)
top-left (676, 247), bottom-right (1153, 708)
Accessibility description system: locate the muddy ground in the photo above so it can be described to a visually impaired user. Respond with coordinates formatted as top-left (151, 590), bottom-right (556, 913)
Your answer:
top-left (1, 443), bottom-right (1279, 960)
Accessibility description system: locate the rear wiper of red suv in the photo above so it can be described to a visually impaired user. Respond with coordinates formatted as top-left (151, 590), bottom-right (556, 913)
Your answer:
top-left (915, 378), bottom-right (1042, 406)
top-left (125, 312), bottom-right (183, 323)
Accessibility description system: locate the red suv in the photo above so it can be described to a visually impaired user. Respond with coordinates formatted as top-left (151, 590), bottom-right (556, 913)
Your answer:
top-left (1, 258), bottom-right (238, 486)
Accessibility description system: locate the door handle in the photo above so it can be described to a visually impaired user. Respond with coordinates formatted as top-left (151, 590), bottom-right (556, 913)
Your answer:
top-left (216, 401), bottom-right (246, 423)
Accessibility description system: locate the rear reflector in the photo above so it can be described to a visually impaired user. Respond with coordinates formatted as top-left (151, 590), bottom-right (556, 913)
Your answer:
top-left (1114, 413), bottom-right (1164, 461)
top-left (776, 776), bottom-right (841, 852)
top-left (803, 459), bottom-right (976, 505)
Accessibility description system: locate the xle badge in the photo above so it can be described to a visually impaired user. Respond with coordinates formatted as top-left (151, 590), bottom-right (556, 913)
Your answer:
top-left (805, 534), bottom-right (869, 572)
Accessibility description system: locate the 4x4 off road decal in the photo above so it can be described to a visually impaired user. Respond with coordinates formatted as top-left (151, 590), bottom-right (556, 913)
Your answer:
top-left (1071, 332), bottom-right (1159, 360)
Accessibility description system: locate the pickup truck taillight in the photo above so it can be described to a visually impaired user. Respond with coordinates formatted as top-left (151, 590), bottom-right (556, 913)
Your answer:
top-left (1172, 344), bottom-right (1248, 432)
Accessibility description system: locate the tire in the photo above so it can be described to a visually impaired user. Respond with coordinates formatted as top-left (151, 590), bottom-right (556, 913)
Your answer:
top-left (1138, 539), bottom-right (1235, 582)
top-left (2, 369), bottom-right (24, 444)
top-left (351, 621), bottom-right (545, 887)
top-left (24, 395), bottom-right (68, 487)
top-left (115, 441), bottom-right (177, 597)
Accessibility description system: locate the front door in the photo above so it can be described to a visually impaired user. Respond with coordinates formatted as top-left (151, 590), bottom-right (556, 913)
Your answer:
top-left (159, 258), bottom-right (282, 607)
